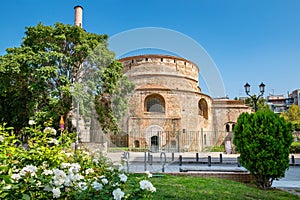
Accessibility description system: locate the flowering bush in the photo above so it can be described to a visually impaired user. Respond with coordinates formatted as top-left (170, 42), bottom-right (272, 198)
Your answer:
top-left (0, 123), bottom-right (155, 199)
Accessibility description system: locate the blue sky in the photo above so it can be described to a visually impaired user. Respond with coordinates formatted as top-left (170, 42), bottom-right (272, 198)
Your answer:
top-left (1, 0), bottom-right (300, 98)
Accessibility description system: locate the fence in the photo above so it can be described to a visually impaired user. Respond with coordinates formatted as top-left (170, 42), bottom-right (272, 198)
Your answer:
top-left (79, 129), bottom-right (231, 153)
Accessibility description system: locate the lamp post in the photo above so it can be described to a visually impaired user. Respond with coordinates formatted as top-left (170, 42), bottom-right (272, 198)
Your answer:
top-left (244, 82), bottom-right (265, 112)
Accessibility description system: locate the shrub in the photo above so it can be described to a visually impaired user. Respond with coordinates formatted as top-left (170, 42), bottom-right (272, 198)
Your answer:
top-left (0, 123), bottom-right (155, 199)
top-left (233, 110), bottom-right (293, 189)
top-left (290, 142), bottom-right (300, 153)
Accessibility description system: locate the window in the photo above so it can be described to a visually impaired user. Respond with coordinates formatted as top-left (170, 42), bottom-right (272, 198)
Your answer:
top-left (232, 124), bottom-right (235, 132)
top-left (145, 94), bottom-right (165, 113)
top-left (134, 140), bottom-right (140, 148)
top-left (151, 136), bottom-right (159, 146)
top-left (226, 124), bottom-right (230, 132)
top-left (198, 98), bottom-right (208, 119)
top-left (171, 140), bottom-right (176, 148)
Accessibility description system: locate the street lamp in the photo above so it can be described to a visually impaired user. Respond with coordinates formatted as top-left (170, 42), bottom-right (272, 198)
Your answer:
top-left (244, 82), bottom-right (265, 112)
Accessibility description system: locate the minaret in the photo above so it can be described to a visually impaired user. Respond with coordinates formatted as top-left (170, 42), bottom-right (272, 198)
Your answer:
top-left (74, 5), bottom-right (83, 27)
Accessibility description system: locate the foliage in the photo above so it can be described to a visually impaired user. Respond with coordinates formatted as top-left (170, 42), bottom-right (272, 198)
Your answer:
top-left (290, 142), bottom-right (300, 154)
top-left (233, 110), bottom-right (293, 189)
top-left (280, 105), bottom-right (300, 122)
top-left (150, 175), bottom-right (299, 200)
top-left (243, 96), bottom-right (269, 111)
top-left (0, 123), bottom-right (155, 199)
top-left (0, 23), bottom-right (133, 135)
top-left (280, 105), bottom-right (300, 132)
top-left (94, 61), bottom-right (134, 134)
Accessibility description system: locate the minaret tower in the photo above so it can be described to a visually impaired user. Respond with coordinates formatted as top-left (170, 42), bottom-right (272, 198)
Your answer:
top-left (74, 5), bottom-right (83, 28)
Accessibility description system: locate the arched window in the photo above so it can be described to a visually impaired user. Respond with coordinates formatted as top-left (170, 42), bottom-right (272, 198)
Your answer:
top-left (145, 94), bottom-right (165, 113)
top-left (232, 124), bottom-right (235, 132)
top-left (134, 140), bottom-right (140, 148)
top-left (198, 98), bottom-right (208, 119)
top-left (226, 124), bottom-right (230, 132)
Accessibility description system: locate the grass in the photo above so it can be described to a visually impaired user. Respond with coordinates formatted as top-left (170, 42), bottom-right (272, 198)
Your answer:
top-left (203, 145), bottom-right (225, 152)
top-left (149, 175), bottom-right (300, 200)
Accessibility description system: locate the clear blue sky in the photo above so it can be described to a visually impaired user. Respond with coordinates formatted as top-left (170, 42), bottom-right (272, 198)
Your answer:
top-left (1, 0), bottom-right (300, 98)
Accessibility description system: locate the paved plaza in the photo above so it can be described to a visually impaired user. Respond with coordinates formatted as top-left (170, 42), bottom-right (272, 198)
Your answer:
top-left (107, 152), bottom-right (300, 195)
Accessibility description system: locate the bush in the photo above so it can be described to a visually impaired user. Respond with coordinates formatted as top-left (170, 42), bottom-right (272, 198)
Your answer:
top-left (0, 122), bottom-right (155, 199)
top-left (233, 110), bottom-right (293, 189)
top-left (290, 142), bottom-right (300, 153)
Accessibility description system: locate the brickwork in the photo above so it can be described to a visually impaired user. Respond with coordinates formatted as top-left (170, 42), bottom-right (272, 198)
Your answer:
top-left (118, 55), bottom-right (252, 151)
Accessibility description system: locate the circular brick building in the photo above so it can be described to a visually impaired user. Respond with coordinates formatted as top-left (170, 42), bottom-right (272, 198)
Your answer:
top-left (119, 54), bottom-right (215, 152)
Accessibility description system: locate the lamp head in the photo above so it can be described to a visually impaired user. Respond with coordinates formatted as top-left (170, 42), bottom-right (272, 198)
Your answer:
top-left (259, 82), bottom-right (265, 94)
top-left (244, 83), bottom-right (250, 94)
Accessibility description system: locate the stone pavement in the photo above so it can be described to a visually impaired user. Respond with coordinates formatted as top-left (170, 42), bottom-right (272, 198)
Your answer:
top-left (107, 152), bottom-right (300, 195)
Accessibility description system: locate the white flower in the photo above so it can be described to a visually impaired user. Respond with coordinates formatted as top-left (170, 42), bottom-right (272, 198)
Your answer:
top-left (13, 166), bottom-right (19, 173)
top-left (64, 176), bottom-right (72, 187)
top-left (11, 174), bottom-right (21, 181)
top-left (92, 181), bottom-right (103, 191)
top-left (0, 135), bottom-right (4, 143)
top-left (52, 187), bottom-right (61, 198)
top-left (115, 164), bottom-right (125, 172)
top-left (139, 180), bottom-right (156, 192)
top-left (61, 163), bottom-right (71, 169)
top-left (112, 188), bottom-right (125, 200)
top-left (48, 138), bottom-right (59, 145)
top-left (119, 173), bottom-right (127, 183)
top-left (52, 169), bottom-right (67, 186)
top-left (77, 181), bottom-right (88, 191)
top-left (69, 173), bottom-right (84, 182)
top-left (28, 120), bottom-right (36, 125)
top-left (42, 169), bottom-right (53, 176)
top-left (43, 127), bottom-right (57, 135)
top-left (92, 158), bottom-right (99, 164)
top-left (85, 168), bottom-right (94, 175)
top-left (101, 178), bottom-right (108, 185)
top-left (68, 163), bottom-right (81, 174)
top-left (145, 171), bottom-right (153, 178)
top-left (20, 165), bottom-right (38, 177)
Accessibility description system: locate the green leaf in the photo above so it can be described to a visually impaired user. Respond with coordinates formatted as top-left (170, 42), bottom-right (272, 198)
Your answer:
top-left (22, 194), bottom-right (30, 200)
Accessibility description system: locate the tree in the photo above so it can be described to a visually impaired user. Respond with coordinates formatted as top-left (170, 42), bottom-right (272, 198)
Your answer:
top-left (233, 109), bottom-right (293, 189)
top-left (244, 96), bottom-right (269, 111)
top-left (280, 104), bottom-right (300, 122)
top-left (0, 23), bottom-right (132, 135)
top-left (280, 105), bottom-right (300, 132)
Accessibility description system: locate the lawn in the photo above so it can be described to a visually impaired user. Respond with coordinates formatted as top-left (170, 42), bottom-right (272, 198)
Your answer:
top-left (150, 175), bottom-right (300, 200)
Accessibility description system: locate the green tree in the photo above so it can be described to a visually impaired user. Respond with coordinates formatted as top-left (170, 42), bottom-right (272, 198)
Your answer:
top-left (233, 110), bottom-right (293, 189)
top-left (0, 23), bottom-right (132, 135)
top-left (244, 96), bottom-right (269, 111)
top-left (281, 104), bottom-right (300, 121)
top-left (280, 105), bottom-right (300, 131)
